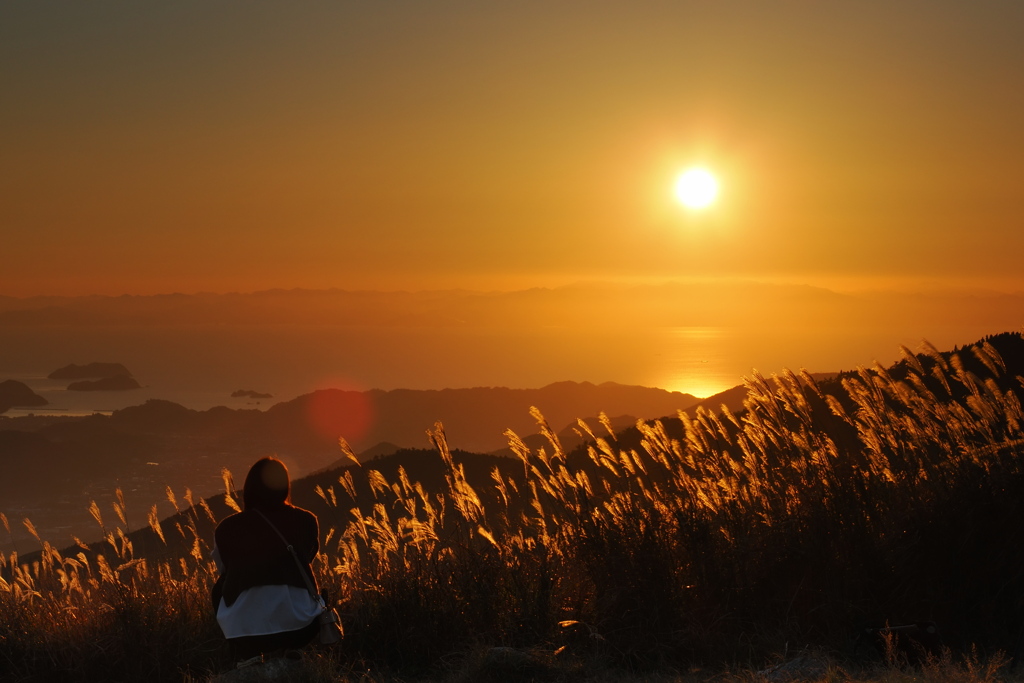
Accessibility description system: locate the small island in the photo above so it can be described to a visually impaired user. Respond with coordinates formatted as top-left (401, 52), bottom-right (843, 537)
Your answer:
top-left (231, 389), bottom-right (273, 399)
top-left (0, 379), bottom-right (48, 413)
top-left (48, 362), bottom-right (133, 380)
top-left (49, 361), bottom-right (141, 391)
top-left (66, 375), bottom-right (142, 391)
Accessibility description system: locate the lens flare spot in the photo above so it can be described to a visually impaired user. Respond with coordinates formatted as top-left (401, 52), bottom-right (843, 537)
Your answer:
top-left (305, 389), bottom-right (374, 446)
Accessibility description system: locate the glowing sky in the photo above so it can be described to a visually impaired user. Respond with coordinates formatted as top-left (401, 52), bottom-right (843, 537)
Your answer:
top-left (3, 1), bottom-right (1024, 296)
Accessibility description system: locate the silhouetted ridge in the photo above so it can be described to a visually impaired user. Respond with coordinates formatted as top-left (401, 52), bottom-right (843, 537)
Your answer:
top-left (112, 399), bottom-right (198, 430)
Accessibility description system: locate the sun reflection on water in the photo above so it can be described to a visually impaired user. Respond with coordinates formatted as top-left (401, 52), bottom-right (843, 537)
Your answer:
top-left (658, 327), bottom-right (741, 399)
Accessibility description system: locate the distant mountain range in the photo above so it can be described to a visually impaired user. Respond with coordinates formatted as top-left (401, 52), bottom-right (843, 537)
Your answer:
top-left (269, 380), bottom-right (698, 454)
top-left (2, 282), bottom-right (1023, 330)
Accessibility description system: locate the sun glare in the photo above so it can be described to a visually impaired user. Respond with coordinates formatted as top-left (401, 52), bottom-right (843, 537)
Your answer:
top-left (674, 168), bottom-right (719, 209)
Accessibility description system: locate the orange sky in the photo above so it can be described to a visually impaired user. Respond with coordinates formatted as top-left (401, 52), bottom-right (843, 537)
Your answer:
top-left (3, 2), bottom-right (1024, 297)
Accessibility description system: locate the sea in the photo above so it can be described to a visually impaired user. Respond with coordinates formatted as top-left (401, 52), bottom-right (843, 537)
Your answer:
top-left (0, 320), bottom-right (1005, 416)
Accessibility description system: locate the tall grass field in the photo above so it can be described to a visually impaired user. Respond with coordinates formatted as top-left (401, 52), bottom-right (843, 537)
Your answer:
top-left (4, 333), bottom-right (1024, 682)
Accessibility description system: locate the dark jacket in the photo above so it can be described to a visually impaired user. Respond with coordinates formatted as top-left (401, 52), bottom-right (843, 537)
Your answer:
top-left (212, 504), bottom-right (319, 608)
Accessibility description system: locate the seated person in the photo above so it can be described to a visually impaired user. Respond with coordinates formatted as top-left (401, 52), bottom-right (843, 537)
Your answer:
top-left (212, 457), bottom-right (321, 666)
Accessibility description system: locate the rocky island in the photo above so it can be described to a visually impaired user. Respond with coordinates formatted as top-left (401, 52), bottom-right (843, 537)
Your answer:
top-left (0, 379), bottom-right (48, 413)
top-left (48, 362), bottom-right (133, 380)
top-left (50, 362), bottom-right (141, 391)
top-left (231, 389), bottom-right (273, 399)
top-left (66, 375), bottom-right (142, 391)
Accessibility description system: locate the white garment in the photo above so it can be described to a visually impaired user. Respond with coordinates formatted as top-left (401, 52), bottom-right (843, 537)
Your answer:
top-left (217, 584), bottom-right (322, 639)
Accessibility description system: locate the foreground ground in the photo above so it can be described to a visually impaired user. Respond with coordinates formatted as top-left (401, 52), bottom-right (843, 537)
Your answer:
top-left (186, 646), bottom-right (1015, 683)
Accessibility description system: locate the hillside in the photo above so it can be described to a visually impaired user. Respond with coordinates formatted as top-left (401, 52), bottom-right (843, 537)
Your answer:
top-left (36, 332), bottom-right (1024, 571)
top-left (0, 380), bottom-right (697, 552)
top-left (8, 331), bottom-right (1024, 680)
top-left (261, 380), bottom-right (698, 454)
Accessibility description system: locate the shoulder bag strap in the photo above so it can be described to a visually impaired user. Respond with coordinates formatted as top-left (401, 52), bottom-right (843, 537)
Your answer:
top-left (253, 509), bottom-right (325, 610)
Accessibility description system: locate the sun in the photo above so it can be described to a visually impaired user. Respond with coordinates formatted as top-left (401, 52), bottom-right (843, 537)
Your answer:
top-left (673, 168), bottom-right (719, 209)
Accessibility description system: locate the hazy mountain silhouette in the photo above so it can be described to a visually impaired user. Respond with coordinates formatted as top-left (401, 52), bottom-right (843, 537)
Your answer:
top-left (0, 285), bottom-right (845, 327)
top-left (2, 284), bottom-right (1022, 330)
top-left (353, 441), bottom-right (402, 461)
top-left (258, 381), bottom-right (697, 455)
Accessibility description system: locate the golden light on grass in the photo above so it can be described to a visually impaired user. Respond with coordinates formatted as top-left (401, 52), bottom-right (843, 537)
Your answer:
top-left (673, 167), bottom-right (719, 209)
top-left (5, 336), bottom-right (1024, 678)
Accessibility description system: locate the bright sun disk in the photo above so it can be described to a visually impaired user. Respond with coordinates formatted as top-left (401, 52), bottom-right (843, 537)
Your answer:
top-left (674, 168), bottom-right (719, 209)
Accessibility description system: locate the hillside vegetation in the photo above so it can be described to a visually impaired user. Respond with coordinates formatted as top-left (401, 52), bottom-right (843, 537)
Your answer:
top-left (3, 333), bottom-right (1024, 681)
top-left (0, 380), bottom-right (694, 554)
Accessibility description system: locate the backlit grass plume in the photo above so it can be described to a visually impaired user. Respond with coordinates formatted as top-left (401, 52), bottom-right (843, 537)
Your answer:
top-left (4, 334), bottom-right (1024, 680)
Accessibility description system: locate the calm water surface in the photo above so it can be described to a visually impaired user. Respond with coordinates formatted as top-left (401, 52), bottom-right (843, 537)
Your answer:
top-left (0, 321), bottom-right (1005, 413)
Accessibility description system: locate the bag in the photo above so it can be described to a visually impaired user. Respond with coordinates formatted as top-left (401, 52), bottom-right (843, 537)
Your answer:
top-left (318, 605), bottom-right (343, 645)
top-left (255, 509), bottom-right (344, 646)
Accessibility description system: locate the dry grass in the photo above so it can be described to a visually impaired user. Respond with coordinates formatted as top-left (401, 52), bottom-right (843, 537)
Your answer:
top-left (4, 336), bottom-right (1024, 681)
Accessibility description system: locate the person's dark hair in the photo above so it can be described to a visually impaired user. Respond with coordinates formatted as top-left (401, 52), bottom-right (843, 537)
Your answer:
top-left (243, 457), bottom-right (290, 510)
